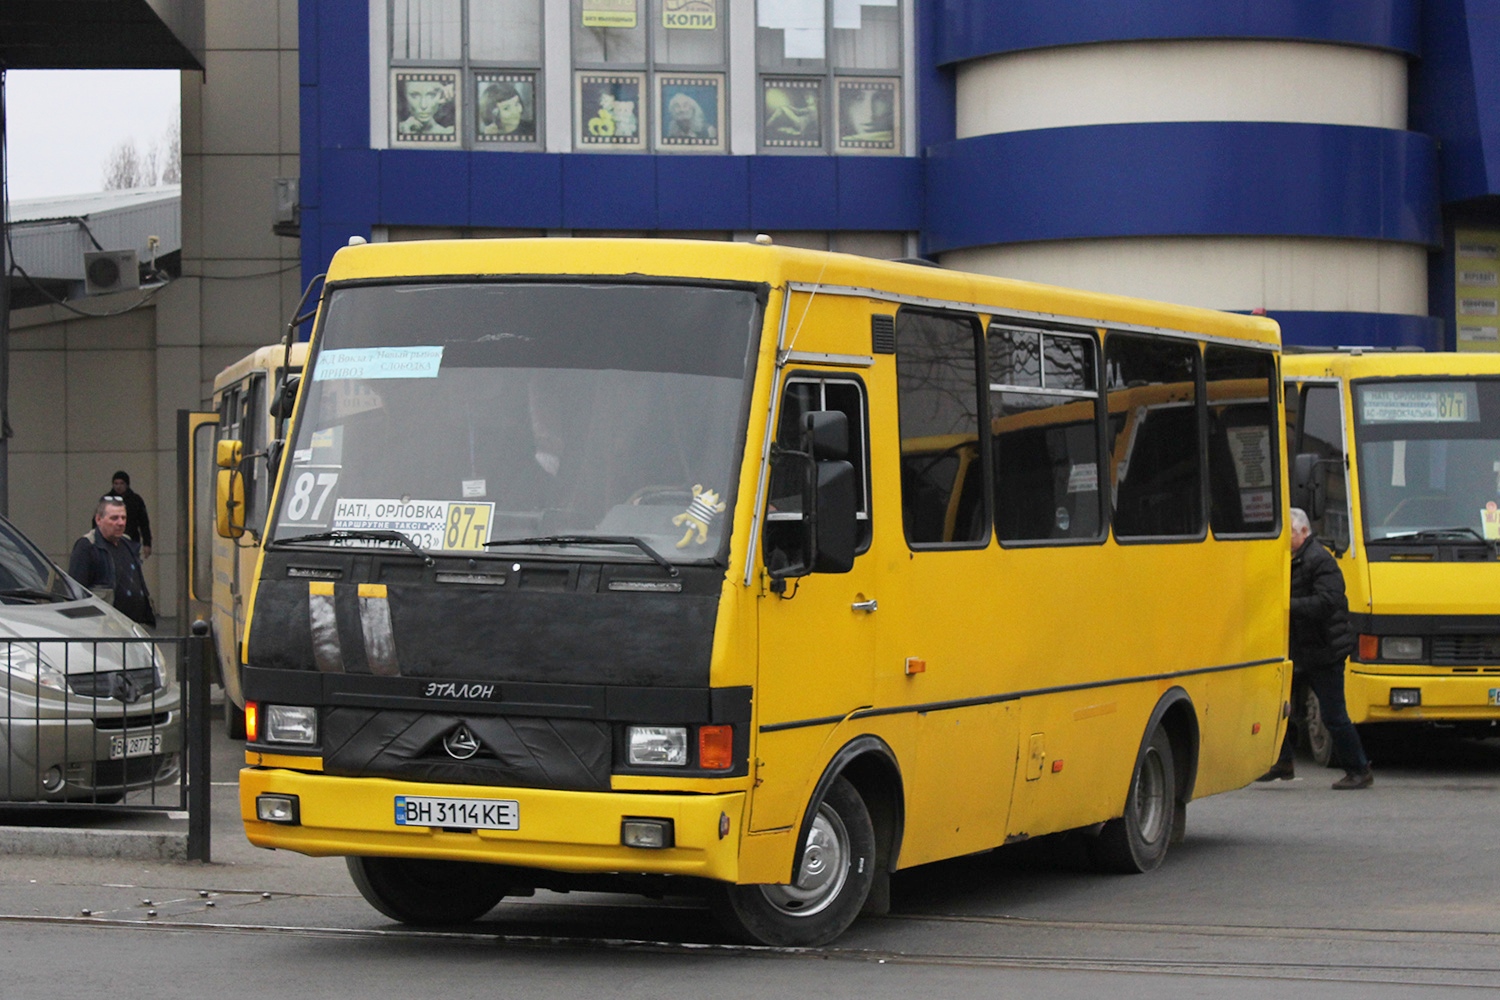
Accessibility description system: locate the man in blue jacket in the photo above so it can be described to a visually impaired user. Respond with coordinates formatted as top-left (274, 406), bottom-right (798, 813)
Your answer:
top-left (68, 495), bottom-right (155, 626)
top-left (1259, 507), bottom-right (1372, 789)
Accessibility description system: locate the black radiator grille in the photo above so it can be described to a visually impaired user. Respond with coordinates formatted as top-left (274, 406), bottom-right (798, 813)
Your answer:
top-left (1431, 634), bottom-right (1500, 666)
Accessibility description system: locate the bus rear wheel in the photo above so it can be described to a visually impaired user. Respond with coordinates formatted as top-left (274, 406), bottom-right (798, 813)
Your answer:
top-left (713, 776), bottom-right (875, 947)
top-left (1089, 726), bottom-right (1177, 874)
top-left (346, 856), bottom-right (510, 925)
top-left (1299, 686), bottom-right (1334, 766)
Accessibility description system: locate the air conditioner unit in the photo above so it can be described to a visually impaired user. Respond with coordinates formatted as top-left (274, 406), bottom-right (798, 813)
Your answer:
top-left (83, 249), bottom-right (141, 296)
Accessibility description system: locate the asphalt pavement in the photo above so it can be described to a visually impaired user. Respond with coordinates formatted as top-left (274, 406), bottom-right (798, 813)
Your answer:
top-left (1, 714), bottom-right (1498, 998)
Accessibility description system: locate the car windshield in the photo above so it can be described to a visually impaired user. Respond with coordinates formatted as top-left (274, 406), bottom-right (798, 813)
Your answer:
top-left (1354, 378), bottom-right (1500, 542)
top-left (269, 280), bottom-right (761, 565)
top-left (0, 518), bottom-right (77, 602)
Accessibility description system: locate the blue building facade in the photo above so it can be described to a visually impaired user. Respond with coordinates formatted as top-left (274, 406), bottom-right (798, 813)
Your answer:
top-left (299, 0), bottom-right (1500, 350)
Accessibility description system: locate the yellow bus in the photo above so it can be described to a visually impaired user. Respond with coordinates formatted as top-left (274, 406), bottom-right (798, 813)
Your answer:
top-left (1284, 350), bottom-right (1500, 757)
top-left (183, 342), bottom-right (309, 738)
top-left (233, 238), bottom-right (1288, 946)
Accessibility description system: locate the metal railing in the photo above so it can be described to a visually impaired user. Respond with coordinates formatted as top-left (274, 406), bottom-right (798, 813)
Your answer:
top-left (0, 625), bottom-right (213, 859)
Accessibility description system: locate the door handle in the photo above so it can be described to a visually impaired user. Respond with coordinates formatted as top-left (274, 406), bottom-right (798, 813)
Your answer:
top-left (851, 599), bottom-right (878, 613)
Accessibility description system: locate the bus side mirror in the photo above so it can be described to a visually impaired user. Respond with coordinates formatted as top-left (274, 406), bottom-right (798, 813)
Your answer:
top-left (812, 459), bottom-right (856, 573)
top-left (805, 410), bottom-right (848, 461)
top-left (268, 375), bottom-right (300, 420)
top-left (216, 438), bottom-right (243, 470)
top-left (1291, 453), bottom-right (1327, 520)
top-left (765, 410), bottom-right (859, 585)
top-left (216, 467), bottom-right (246, 539)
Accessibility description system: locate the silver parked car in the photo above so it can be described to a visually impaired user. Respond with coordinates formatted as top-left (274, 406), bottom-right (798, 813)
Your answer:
top-left (0, 515), bottom-right (181, 803)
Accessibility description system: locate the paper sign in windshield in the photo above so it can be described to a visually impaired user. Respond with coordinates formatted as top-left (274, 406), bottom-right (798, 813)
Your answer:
top-left (314, 347), bottom-right (444, 381)
top-left (333, 498), bottom-right (494, 552)
top-left (1361, 387), bottom-right (1477, 424)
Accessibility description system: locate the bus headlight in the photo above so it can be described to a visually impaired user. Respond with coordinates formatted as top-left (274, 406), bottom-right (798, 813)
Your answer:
top-left (627, 726), bottom-right (688, 766)
top-left (1380, 636), bottom-right (1423, 661)
top-left (264, 704), bottom-right (318, 745)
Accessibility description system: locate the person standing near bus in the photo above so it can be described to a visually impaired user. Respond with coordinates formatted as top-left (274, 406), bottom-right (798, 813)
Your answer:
top-left (1260, 507), bottom-right (1373, 789)
top-left (69, 495), bottom-right (156, 626)
top-left (106, 470), bottom-right (152, 559)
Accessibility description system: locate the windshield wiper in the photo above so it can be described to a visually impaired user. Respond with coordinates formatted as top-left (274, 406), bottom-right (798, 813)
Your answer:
top-left (274, 529), bottom-right (435, 566)
top-left (483, 534), bottom-right (679, 577)
top-left (0, 587), bottom-right (69, 604)
top-left (1381, 527), bottom-right (1489, 543)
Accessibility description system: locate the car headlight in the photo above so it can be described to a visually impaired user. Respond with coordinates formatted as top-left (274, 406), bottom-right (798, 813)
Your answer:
top-left (0, 644), bottom-right (66, 692)
top-left (128, 628), bottom-right (170, 691)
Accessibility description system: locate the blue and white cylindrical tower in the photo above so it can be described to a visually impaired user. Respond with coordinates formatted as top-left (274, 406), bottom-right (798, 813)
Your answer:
top-left (923, 2), bottom-right (1442, 348)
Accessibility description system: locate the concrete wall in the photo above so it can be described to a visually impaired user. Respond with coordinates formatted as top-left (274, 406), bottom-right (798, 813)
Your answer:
top-left (6, 0), bottom-right (300, 621)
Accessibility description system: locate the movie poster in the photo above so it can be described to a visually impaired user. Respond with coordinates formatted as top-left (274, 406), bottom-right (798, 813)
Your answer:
top-left (391, 70), bottom-right (460, 148)
top-left (475, 71), bottom-right (538, 145)
top-left (762, 77), bottom-right (823, 150)
top-left (836, 78), bottom-right (899, 154)
top-left (658, 74), bottom-right (724, 152)
top-left (577, 73), bottom-right (647, 151)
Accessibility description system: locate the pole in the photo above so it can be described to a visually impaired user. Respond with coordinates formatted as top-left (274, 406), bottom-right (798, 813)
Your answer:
top-left (0, 66), bottom-right (11, 518)
top-left (185, 618), bottom-right (212, 862)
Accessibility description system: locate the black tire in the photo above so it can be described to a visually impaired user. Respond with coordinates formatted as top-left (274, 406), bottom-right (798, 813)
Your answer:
top-left (1090, 726), bottom-right (1177, 874)
top-left (346, 856), bottom-right (510, 925)
top-left (1299, 686), bottom-right (1334, 767)
top-left (713, 776), bottom-right (875, 947)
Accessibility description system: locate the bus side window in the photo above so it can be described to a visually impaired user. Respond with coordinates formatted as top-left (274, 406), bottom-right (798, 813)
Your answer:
top-left (1106, 334), bottom-right (1203, 539)
top-left (764, 376), bottom-right (871, 566)
top-left (1205, 345), bottom-right (1279, 536)
top-left (1297, 384), bottom-right (1351, 550)
top-left (989, 326), bottom-right (1103, 543)
top-left (895, 309), bottom-right (988, 547)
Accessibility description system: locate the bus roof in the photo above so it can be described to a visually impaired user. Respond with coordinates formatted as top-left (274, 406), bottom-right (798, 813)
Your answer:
top-left (1284, 350), bottom-right (1500, 379)
top-left (213, 340), bottom-right (310, 392)
top-left (324, 238), bottom-right (1281, 348)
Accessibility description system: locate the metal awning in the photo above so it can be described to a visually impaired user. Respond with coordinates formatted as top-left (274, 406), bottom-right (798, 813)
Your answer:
top-left (0, 0), bottom-right (203, 71)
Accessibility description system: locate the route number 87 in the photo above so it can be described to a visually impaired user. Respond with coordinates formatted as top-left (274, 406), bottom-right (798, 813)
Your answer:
top-left (286, 471), bottom-right (338, 522)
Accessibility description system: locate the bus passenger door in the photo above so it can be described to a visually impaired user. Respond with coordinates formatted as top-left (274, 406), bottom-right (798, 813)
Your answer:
top-left (751, 374), bottom-right (879, 833)
top-left (176, 408), bottom-right (220, 628)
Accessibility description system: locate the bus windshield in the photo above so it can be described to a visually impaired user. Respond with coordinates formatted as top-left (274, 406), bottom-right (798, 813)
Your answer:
top-left (269, 280), bottom-right (761, 565)
top-left (1354, 378), bottom-right (1500, 542)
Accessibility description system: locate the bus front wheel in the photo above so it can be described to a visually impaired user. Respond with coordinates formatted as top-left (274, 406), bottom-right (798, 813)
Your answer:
top-left (1089, 726), bottom-right (1177, 874)
top-left (713, 776), bottom-right (875, 946)
top-left (346, 856), bottom-right (509, 925)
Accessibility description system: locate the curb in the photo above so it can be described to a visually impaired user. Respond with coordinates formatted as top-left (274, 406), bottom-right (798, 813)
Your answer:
top-left (0, 825), bottom-right (188, 862)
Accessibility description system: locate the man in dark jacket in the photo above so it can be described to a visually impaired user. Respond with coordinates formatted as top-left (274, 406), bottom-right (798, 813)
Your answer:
top-left (1259, 507), bottom-right (1372, 789)
top-left (107, 470), bottom-right (152, 559)
top-left (68, 495), bottom-right (155, 626)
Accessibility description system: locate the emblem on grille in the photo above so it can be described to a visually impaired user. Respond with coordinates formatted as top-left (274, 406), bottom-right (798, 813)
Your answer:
top-left (442, 724), bottom-right (481, 760)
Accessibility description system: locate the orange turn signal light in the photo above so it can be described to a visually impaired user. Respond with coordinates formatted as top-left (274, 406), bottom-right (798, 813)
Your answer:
top-left (1251, 722), bottom-right (1261, 735)
top-left (245, 701), bottom-right (259, 743)
top-left (1051, 759), bottom-right (1065, 773)
top-left (699, 725), bottom-right (733, 770)
top-left (1358, 634), bottom-right (1379, 660)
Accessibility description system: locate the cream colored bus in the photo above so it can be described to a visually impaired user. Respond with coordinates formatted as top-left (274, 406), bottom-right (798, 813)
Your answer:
top-left (233, 238), bottom-right (1289, 945)
top-left (184, 342), bottom-right (308, 738)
